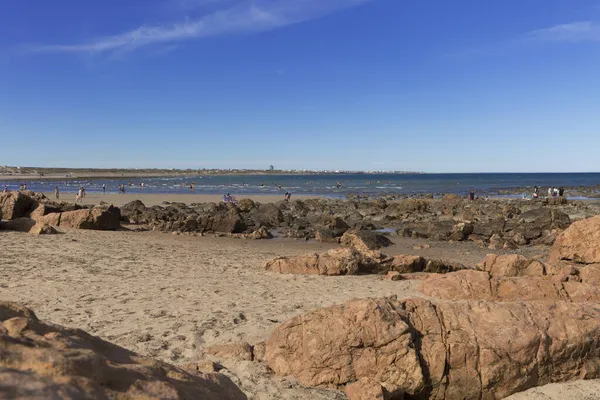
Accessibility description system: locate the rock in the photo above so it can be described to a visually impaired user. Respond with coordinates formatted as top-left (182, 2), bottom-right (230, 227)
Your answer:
top-left (0, 301), bottom-right (247, 400)
top-left (201, 208), bottom-right (246, 233)
top-left (420, 270), bottom-right (600, 302)
top-left (237, 198), bottom-right (256, 212)
top-left (345, 378), bottom-right (395, 400)
top-left (265, 248), bottom-right (362, 276)
top-left (246, 226), bottom-right (272, 240)
top-left (477, 254), bottom-right (546, 277)
top-left (253, 341), bottom-right (267, 363)
top-left (183, 360), bottom-right (221, 374)
top-left (387, 255), bottom-right (426, 273)
top-left (383, 271), bottom-right (403, 281)
top-left (265, 298), bottom-right (424, 393)
top-left (30, 223), bottom-right (59, 235)
top-left (449, 222), bottom-right (474, 241)
top-left (252, 204), bottom-right (284, 228)
top-left (322, 216), bottom-right (351, 231)
top-left (0, 217), bottom-right (36, 232)
top-left (518, 207), bottom-right (571, 230)
top-left (266, 296), bottom-right (600, 399)
top-left (423, 258), bottom-right (466, 273)
top-left (341, 231), bottom-right (393, 252)
top-left (205, 342), bottom-right (254, 361)
top-left (120, 200), bottom-right (147, 222)
top-left (59, 206), bottom-right (121, 230)
top-left (34, 212), bottom-right (61, 227)
top-left (0, 191), bottom-right (40, 220)
top-left (548, 215), bottom-right (600, 265)
top-left (315, 228), bottom-right (339, 243)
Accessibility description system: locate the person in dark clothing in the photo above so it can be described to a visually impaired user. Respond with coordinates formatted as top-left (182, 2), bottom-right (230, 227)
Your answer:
top-left (559, 187), bottom-right (565, 197)
top-left (469, 190), bottom-right (475, 201)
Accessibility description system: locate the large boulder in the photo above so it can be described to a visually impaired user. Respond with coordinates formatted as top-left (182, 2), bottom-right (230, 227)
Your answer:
top-left (0, 191), bottom-right (40, 220)
top-left (0, 301), bottom-right (246, 400)
top-left (200, 208), bottom-right (246, 233)
top-left (59, 206), bottom-right (121, 230)
top-left (120, 200), bottom-right (147, 222)
top-left (477, 254), bottom-right (547, 277)
top-left (421, 270), bottom-right (600, 302)
top-left (251, 203), bottom-right (284, 228)
top-left (548, 215), bottom-right (600, 265)
top-left (341, 231), bottom-right (393, 252)
top-left (266, 297), bottom-right (600, 399)
top-left (265, 248), bottom-right (363, 276)
top-left (517, 207), bottom-right (571, 231)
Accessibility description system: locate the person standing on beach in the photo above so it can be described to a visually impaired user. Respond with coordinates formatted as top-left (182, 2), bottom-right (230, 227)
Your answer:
top-left (559, 187), bottom-right (565, 197)
top-left (102, 184), bottom-right (106, 193)
top-left (548, 187), bottom-right (552, 198)
top-left (54, 186), bottom-right (59, 200)
top-left (3, 185), bottom-right (8, 193)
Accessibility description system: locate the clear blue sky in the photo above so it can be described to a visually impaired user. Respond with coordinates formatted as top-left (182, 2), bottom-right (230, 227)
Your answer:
top-left (2, 0), bottom-right (600, 172)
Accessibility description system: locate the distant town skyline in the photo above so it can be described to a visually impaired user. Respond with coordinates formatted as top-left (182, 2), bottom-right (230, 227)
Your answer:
top-left (2, 0), bottom-right (600, 173)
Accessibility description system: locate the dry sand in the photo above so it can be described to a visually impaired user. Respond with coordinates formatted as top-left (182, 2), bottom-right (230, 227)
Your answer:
top-left (42, 192), bottom-right (315, 207)
top-left (1, 228), bottom-right (598, 398)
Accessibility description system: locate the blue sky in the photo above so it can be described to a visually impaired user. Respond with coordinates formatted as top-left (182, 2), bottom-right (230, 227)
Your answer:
top-left (2, 0), bottom-right (600, 172)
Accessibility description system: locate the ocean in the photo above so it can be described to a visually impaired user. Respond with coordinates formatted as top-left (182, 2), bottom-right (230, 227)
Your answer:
top-left (2, 173), bottom-right (599, 198)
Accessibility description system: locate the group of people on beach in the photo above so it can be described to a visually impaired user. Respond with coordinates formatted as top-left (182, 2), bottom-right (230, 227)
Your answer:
top-left (532, 186), bottom-right (565, 199)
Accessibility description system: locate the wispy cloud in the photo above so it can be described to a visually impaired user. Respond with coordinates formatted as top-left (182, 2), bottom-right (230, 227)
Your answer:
top-left (29, 0), bottom-right (371, 56)
top-left (526, 21), bottom-right (600, 43)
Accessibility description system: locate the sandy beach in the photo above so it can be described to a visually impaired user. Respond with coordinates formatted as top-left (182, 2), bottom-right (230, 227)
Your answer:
top-left (0, 227), bottom-right (553, 399)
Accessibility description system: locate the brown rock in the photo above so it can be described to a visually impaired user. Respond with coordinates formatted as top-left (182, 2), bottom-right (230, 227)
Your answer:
top-left (205, 342), bottom-right (254, 361)
top-left (266, 298), bottom-right (425, 393)
top-left (421, 270), bottom-right (600, 303)
top-left (548, 215), bottom-right (600, 265)
top-left (387, 255), bottom-right (425, 273)
top-left (383, 271), bottom-right (402, 281)
top-left (423, 258), bottom-right (466, 273)
top-left (315, 228), bottom-right (339, 243)
top-left (0, 191), bottom-right (39, 220)
top-left (59, 206), bottom-right (121, 230)
top-left (35, 212), bottom-right (61, 226)
top-left (0, 301), bottom-right (246, 400)
top-left (30, 223), bottom-right (59, 235)
top-left (183, 360), bottom-right (221, 374)
top-left (477, 254), bottom-right (547, 277)
top-left (341, 231), bottom-right (393, 252)
top-left (246, 226), bottom-right (272, 240)
top-left (266, 296), bottom-right (600, 399)
top-left (265, 248), bottom-right (362, 276)
top-left (345, 378), bottom-right (386, 400)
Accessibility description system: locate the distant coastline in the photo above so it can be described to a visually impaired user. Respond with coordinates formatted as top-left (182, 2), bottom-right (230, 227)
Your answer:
top-left (0, 166), bottom-right (425, 181)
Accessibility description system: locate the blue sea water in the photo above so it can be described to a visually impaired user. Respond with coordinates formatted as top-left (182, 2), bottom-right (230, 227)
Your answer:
top-left (1, 173), bottom-right (599, 198)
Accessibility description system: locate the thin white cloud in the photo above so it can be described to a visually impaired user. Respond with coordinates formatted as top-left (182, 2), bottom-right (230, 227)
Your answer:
top-left (30, 0), bottom-right (371, 55)
top-left (527, 21), bottom-right (600, 43)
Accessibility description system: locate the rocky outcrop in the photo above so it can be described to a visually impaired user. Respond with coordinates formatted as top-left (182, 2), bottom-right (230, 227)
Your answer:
top-left (477, 254), bottom-right (547, 277)
top-left (266, 297), bottom-right (600, 399)
top-left (0, 218), bottom-right (59, 234)
top-left (548, 215), bottom-right (600, 265)
top-left (265, 248), bottom-right (368, 276)
top-left (0, 301), bottom-right (246, 400)
top-left (0, 191), bottom-right (40, 220)
top-left (58, 206), bottom-right (121, 230)
top-left (420, 270), bottom-right (600, 302)
top-left (341, 231), bottom-right (393, 252)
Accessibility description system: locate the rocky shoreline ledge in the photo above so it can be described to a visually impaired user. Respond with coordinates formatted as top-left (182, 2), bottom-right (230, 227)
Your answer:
top-left (3, 190), bottom-right (600, 399)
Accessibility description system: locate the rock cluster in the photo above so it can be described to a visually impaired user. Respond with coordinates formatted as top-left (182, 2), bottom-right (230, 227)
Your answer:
top-left (0, 301), bottom-right (246, 399)
top-left (0, 191), bottom-right (120, 232)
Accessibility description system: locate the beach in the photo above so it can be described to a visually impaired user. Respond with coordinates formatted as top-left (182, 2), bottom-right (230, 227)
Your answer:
top-left (3, 190), bottom-right (600, 399)
top-left (0, 227), bottom-right (548, 398)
